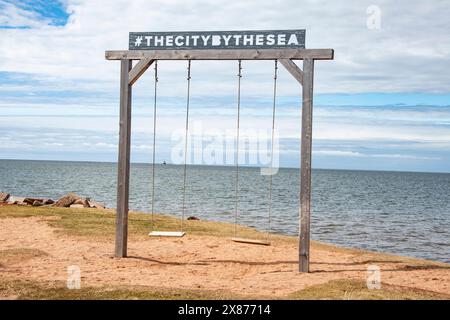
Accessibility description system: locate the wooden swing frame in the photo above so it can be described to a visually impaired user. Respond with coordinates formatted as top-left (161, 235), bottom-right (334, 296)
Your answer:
top-left (105, 48), bottom-right (334, 272)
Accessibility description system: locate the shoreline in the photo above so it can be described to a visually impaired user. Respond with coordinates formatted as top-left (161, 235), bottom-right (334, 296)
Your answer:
top-left (1, 205), bottom-right (449, 300)
top-left (1, 190), bottom-right (448, 264)
top-left (133, 208), bottom-right (449, 266)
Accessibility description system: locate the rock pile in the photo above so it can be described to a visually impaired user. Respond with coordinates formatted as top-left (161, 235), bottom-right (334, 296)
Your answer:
top-left (0, 192), bottom-right (9, 202)
top-left (0, 192), bottom-right (106, 209)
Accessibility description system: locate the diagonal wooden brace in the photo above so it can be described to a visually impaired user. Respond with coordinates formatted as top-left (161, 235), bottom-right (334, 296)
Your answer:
top-left (128, 58), bottom-right (155, 85)
top-left (279, 59), bottom-right (303, 85)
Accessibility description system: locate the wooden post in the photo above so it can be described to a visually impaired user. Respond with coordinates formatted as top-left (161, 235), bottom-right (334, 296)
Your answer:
top-left (299, 58), bottom-right (314, 272)
top-left (115, 59), bottom-right (132, 258)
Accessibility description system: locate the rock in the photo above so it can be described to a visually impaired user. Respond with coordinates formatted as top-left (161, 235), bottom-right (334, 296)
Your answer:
top-left (32, 200), bottom-right (43, 206)
top-left (70, 204), bottom-right (85, 209)
top-left (6, 196), bottom-right (25, 205)
top-left (0, 192), bottom-right (10, 202)
top-left (23, 198), bottom-right (43, 206)
top-left (43, 199), bottom-right (54, 205)
top-left (187, 216), bottom-right (200, 221)
top-left (53, 193), bottom-right (82, 207)
top-left (87, 200), bottom-right (105, 209)
top-left (73, 198), bottom-right (90, 207)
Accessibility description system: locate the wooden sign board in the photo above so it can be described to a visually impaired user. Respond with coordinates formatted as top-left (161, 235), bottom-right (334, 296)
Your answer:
top-left (129, 30), bottom-right (305, 50)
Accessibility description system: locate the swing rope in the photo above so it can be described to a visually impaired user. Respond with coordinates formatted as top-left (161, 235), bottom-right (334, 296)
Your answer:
top-left (234, 60), bottom-right (242, 238)
top-left (267, 59), bottom-right (278, 242)
top-left (233, 60), bottom-right (278, 245)
top-left (150, 60), bottom-right (158, 230)
top-left (149, 61), bottom-right (189, 237)
top-left (181, 60), bottom-right (192, 232)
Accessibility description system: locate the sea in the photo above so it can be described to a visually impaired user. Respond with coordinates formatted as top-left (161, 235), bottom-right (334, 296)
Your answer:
top-left (0, 159), bottom-right (448, 263)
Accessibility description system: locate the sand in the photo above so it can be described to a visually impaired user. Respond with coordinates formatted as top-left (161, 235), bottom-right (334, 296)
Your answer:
top-left (0, 216), bottom-right (449, 297)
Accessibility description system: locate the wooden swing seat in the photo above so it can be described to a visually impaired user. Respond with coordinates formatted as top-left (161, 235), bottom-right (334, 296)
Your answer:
top-left (148, 231), bottom-right (185, 237)
top-left (232, 237), bottom-right (270, 246)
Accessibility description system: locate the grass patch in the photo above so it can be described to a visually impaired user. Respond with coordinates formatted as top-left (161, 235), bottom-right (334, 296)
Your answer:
top-left (288, 279), bottom-right (450, 300)
top-left (0, 248), bottom-right (48, 266)
top-left (0, 206), bottom-right (293, 243)
top-left (1, 206), bottom-right (446, 266)
top-left (0, 279), bottom-right (250, 300)
top-left (1, 278), bottom-right (447, 300)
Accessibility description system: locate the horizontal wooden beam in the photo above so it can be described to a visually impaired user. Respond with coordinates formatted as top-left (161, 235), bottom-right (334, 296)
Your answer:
top-left (280, 59), bottom-right (303, 85)
top-left (105, 49), bottom-right (334, 61)
top-left (128, 58), bottom-right (154, 85)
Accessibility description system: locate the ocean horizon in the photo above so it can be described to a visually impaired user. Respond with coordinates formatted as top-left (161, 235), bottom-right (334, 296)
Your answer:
top-left (3, 157), bottom-right (450, 175)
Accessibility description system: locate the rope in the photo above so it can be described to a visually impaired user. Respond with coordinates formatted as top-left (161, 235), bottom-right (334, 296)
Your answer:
top-left (267, 59), bottom-right (278, 242)
top-left (234, 60), bottom-right (242, 238)
top-left (181, 60), bottom-right (192, 232)
top-left (151, 60), bottom-right (158, 230)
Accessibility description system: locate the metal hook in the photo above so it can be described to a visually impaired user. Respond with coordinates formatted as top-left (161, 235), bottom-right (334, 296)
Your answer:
top-left (274, 59), bottom-right (278, 80)
top-left (238, 59), bottom-right (242, 78)
top-left (187, 60), bottom-right (192, 80)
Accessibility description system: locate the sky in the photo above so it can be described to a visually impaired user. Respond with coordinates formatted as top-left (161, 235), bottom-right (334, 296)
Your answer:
top-left (0, 0), bottom-right (449, 172)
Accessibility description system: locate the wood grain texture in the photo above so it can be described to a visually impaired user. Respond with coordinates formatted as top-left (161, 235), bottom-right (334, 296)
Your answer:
top-left (299, 59), bottom-right (314, 272)
top-left (128, 58), bottom-right (154, 85)
top-left (279, 59), bottom-right (303, 85)
top-left (148, 231), bottom-right (186, 237)
top-left (231, 238), bottom-right (271, 246)
top-left (115, 59), bottom-right (132, 258)
top-left (105, 49), bottom-right (334, 60)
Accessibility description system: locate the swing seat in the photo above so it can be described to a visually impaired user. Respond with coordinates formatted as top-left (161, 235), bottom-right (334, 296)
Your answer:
top-left (149, 231), bottom-right (185, 237)
top-left (232, 237), bottom-right (270, 246)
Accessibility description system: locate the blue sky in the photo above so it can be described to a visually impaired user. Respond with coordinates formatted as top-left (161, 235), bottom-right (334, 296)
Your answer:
top-left (0, 0), bottom-right (450, 173)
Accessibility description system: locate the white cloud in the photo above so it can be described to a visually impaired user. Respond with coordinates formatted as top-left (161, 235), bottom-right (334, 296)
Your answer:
top-left (370, 153), bottom-right (440, 160)
top-left (0, 1), bottom-right (49, 28)
top-left (1, 0), bottom-right (450, 94)
top-left (314, 150), bottom-right (441, 161)
top-left (1, 1), bottom-right (450, 171)
top-left (314, 150), bottom-right (363, 157)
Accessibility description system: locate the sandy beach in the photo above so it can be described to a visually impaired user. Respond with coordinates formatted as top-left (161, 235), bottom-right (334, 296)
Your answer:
top-left (0, 206), bottom-right (449, 299)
